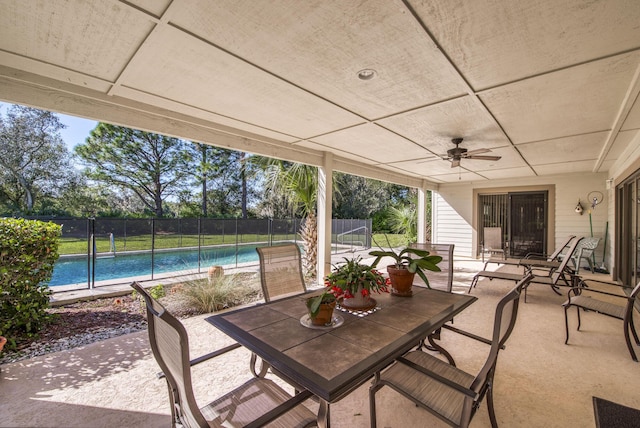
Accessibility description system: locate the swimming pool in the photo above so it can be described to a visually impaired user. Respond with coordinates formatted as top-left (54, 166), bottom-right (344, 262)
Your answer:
top-left (49, 244), bottom-right (265, 286)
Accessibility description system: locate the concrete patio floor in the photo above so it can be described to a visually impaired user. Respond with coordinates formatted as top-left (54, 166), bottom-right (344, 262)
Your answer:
top-left (2, 260), bottom-right (639, 427)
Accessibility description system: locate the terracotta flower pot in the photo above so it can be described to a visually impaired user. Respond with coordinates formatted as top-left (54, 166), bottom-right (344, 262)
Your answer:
top-left (308, 300), bottom-right (336, 326)
top-left (387, 265), bottom-right (416, 297)
top-left (341, 284), bottom-right (376, 310)
top-left (0, 336), bottom-right (6, 353)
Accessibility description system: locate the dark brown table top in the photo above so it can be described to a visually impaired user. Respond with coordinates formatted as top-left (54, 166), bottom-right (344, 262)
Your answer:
top-left (206, 286), bottom-right (477, 403)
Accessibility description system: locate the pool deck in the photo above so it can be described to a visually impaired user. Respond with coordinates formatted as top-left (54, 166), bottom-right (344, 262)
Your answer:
top-left (50, 249), bottom-right (374, 306)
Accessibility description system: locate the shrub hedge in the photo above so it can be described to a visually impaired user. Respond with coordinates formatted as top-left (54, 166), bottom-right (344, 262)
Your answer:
top-left (0, 218), bottom-right (61, 349)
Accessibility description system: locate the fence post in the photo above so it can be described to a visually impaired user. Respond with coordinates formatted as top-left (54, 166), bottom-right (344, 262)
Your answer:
top-left (197, 218), bottom-right (202, 274)
top-left (90, 217), bottom-right (96, 290)
top-left (151, 218), bottom-right (155, 280)
top-left (235, 217), bottom-right (239, 267)
top-left (86, 218), bottom-right (92, 290)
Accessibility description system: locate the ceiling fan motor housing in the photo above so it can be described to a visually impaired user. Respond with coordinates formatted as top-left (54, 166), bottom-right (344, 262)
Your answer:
top-left (447, 138), bottom-right (467, 158)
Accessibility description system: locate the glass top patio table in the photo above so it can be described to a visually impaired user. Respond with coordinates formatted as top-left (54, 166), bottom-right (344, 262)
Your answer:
top-left (206, 286), bottom-right (476, 427)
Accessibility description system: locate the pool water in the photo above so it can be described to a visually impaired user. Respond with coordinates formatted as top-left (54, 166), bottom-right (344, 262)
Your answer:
top-left (49, 245), bottom-right (263, 286)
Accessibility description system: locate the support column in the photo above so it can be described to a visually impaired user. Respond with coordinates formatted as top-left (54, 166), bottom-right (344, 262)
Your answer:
top-left (417, 182), bottom-right (427, 243)
top-left (317, 153), bottom-right (333, 280)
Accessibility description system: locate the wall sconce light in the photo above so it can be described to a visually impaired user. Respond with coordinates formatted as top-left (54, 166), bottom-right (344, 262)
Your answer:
top-left (605, 178), bottom-right (614, 190)
top-left (575, 199), bottom-right (584, 215)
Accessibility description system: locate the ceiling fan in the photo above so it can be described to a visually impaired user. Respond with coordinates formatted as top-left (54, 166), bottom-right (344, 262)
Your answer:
top-left (442, 138), bottom-right (501, 168)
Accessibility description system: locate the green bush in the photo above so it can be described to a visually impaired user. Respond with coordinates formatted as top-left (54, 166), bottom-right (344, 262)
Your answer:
top-left (0, 218), bottom-right (61, 349)
top-left (132, 284), bottom-right (166, 307)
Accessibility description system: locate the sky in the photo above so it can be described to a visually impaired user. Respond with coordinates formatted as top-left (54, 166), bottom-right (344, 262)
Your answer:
top-left (0, 101), bottom-right (98, 151)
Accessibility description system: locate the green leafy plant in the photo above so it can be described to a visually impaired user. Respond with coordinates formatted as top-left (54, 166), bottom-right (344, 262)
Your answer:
top-left (369, 236), bottom-right (442, 288)
top-left (149, 284), bottom-right (166, 299)
top-left (0, 218), bottom-right (61, 350)
top-left (305, 289), bottom-right (339, 320)
top-left (132, 284), bottom-right (166, 308)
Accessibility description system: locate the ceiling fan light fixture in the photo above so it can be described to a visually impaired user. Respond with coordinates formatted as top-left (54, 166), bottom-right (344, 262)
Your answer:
top-left (441, 137), bottom-right (501, 168)
top-left (357, 69), bottom-right (377, 80)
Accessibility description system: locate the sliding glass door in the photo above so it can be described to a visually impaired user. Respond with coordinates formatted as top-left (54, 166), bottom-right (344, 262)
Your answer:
top-left (616, 173), bottom-right (640, 286)
top-left (479, 191), bottom-right (548, 257)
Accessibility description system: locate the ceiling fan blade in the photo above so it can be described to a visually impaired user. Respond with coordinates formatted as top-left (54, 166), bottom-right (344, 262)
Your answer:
top-left (466, 155), bottom-right (502, 161)
top-left (451, 159), bottom-right (460, 168)
top-left (466, 148), bottom-right (491, 156)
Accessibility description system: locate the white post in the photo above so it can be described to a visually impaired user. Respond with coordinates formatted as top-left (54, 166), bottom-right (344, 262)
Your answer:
top-left (317, 153), bottom-right (333, 280)
top-left (417, 183), bottom-right (427, 243)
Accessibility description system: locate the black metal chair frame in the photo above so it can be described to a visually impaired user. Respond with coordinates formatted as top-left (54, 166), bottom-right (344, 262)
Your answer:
top-left (563, 278), bottom-right (640, 362)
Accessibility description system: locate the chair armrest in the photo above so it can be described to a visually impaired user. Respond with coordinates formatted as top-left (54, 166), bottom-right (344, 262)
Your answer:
top-left (191, 343), bottom-right (242, 365)
top-left (567, 286), bottom-right (633, 301)
top-left (244, 389), bottom-right (313, 428)
top-left (158, 343), bottom-right (242, 379)
top-left (396, 356), bottom-right (478, 399)
top-left (441, 324), bottom-right (505, 350)
top-left (574, 277), bottom-right (630, 290)
top-left (523, 252), bottom-right (550, 260)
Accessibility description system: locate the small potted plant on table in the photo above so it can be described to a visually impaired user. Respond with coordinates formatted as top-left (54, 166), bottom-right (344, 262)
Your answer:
top-left (306, 288), bottom-right (341, 326)
top-left (369, 246), bottom-right (442, 296)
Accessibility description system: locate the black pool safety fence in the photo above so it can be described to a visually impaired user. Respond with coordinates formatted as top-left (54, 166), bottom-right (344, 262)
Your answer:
top-left (31, 217), bottom-right (372, 290)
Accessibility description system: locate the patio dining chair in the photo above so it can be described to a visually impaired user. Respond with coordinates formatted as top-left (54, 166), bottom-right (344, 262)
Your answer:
top-left (369, 273), bottom-right (534, 428)
top-left (481, 227), bottom-right (506, 262)
top-left (256, 244), bottom-right (308, 302)
top-left (409, 243), bottom-right (455, 292)
top-left (563, 278), bottom-right (640, 362)
top-left (131, 282), bottom-right (316, 428)
top-left (253, 244), bottom-right (309, 380)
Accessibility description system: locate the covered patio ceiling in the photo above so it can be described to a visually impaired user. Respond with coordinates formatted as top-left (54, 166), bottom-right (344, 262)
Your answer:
top-left (1, 0), bottom-right (640, 186)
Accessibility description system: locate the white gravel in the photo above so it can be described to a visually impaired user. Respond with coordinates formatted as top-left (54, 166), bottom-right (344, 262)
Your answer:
top-left (0, 321), bottom-right (147, 365)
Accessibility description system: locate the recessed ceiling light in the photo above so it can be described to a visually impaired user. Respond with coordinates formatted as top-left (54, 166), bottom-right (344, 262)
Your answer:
top-left (357, 69), bottom-right (377, 80)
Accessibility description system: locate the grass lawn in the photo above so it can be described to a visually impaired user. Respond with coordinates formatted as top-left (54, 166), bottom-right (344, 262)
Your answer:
top-left (58, 233), bottom-right (402, 255)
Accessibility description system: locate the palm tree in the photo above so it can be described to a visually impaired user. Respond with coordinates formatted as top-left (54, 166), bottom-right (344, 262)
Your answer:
top-left (263, 160), bottom-right (317, 277)
top-left (253, 157), bottom-right (337, 279)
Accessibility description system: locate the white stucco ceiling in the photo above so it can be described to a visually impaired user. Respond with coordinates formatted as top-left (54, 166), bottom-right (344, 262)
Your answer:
top-left (1, 0), bottom-right (639, 185)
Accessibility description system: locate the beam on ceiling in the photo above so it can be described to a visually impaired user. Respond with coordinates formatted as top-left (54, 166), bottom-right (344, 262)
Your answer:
top-left (594, 62), bottom-right (640, 172)
top-left (0, 65), bottom-right (429, 189)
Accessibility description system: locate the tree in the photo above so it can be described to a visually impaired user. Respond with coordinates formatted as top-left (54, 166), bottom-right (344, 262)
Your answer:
top-left (0, 105), bottom-right (73, 213)
top-left (75, 123), bottom-right (193, 217)
top-left (334, 174), bottom-right (396, 219)
top-left (181, 143), bottom-right (258, 218)
top-left (259, 158), bottom-right (327, 278)
top-left (385, 189), bottom-right (432, 244)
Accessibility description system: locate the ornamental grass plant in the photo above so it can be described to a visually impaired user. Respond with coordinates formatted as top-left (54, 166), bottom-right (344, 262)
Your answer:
top-left (180, 273), bottom-right (260, 313)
